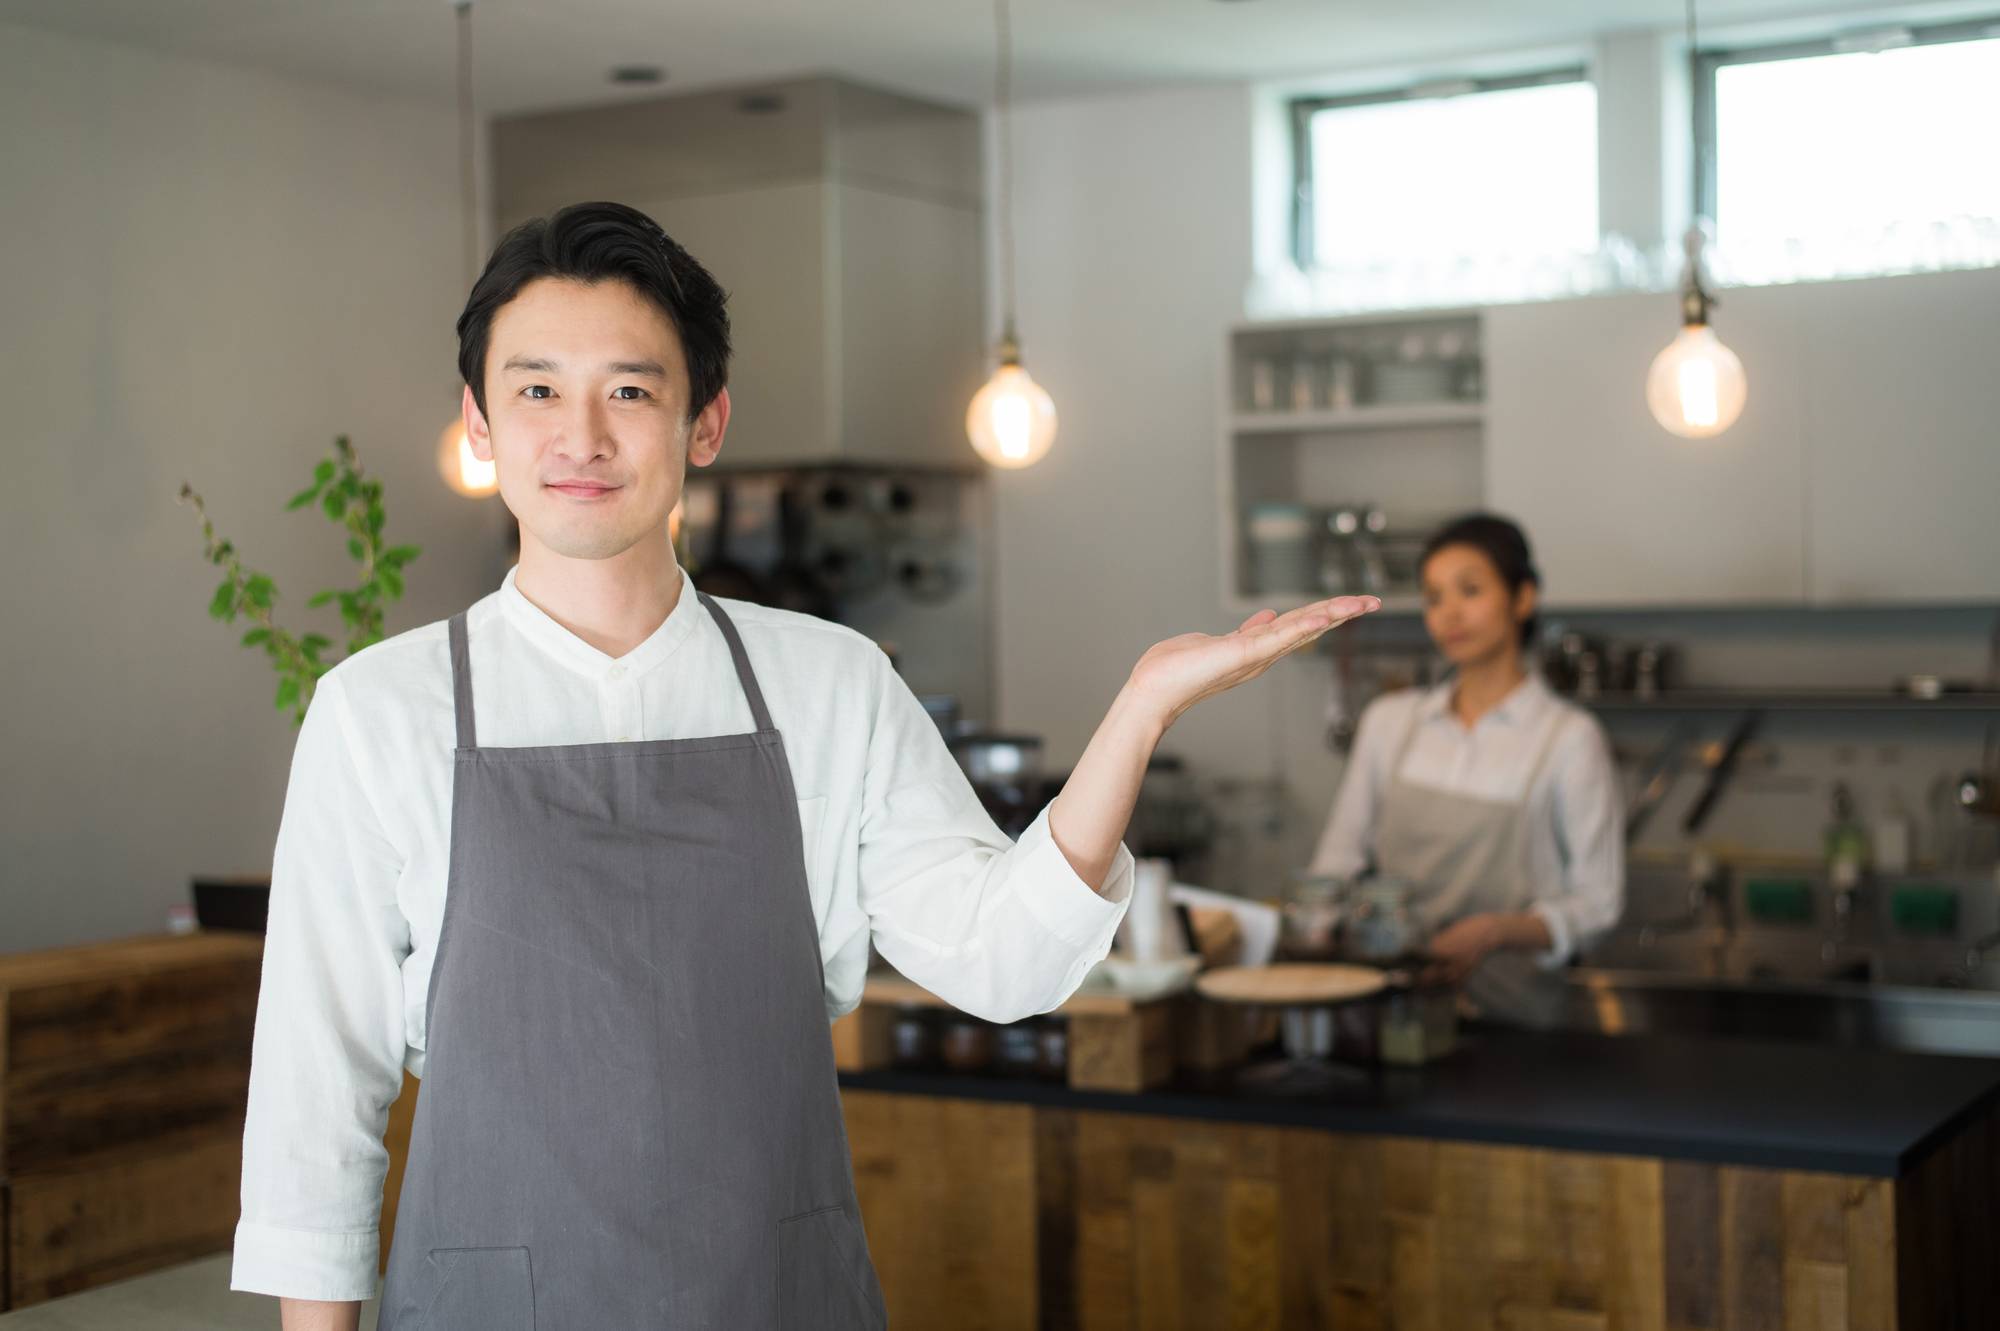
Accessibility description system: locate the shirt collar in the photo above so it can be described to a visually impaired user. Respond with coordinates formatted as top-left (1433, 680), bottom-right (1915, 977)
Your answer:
top-left (496, 563), bottom-right (701, 683)
top-left (1419, 669), bottom-right (1553, 727)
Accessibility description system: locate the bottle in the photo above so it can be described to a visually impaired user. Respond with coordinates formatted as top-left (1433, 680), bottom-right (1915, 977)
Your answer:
top-left (1874, 789), bottom-right (1912, 876)
top-left (1825, 782), bottom-right (1868, 893)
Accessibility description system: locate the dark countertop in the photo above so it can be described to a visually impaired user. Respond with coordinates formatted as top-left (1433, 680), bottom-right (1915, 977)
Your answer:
top-left (839, 1027), bottom-right (2000, 1178)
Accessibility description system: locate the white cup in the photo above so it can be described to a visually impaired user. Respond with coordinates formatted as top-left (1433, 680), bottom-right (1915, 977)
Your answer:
top-left (1117, 858), bottom-right (1186, 963)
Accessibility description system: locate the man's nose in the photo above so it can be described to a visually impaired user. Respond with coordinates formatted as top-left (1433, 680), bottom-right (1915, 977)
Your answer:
top-left (552, 398), bottom-right (615, 464)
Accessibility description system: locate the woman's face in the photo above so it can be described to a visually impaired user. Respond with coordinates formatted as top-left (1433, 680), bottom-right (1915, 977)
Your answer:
top-left (1421, 543), bottom-right (1537, 669)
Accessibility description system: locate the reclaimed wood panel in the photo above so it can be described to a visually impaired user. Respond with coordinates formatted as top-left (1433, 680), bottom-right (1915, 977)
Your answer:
top-left (1895, 1098), bottom-right (2000, 1331)
top-left (0, 933), bottom-right (263, 1310)
top-left (5, 1124), bottom-right (240, 1307)
top-left (841, 1090), bottom-right (1984, 1330)
top-left (842, 1089), bottom-right (1036, 1331)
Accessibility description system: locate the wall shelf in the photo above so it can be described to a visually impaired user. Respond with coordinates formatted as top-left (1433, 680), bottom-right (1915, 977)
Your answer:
top-left (1229, 401), bottom-right (1484, 435)
top-left (1583, 690), bottom-right (2000, 714)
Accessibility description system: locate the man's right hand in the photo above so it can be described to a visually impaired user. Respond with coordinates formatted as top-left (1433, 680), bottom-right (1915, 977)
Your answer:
top-left (280, 1298), bottom-right (362, 1331)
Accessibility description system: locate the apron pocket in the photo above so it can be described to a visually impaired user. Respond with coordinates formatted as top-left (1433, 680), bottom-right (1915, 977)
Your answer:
top-left (416, 1246), bottom-right (535, 1331)
top-left (778, 1207), bottom-right (885, 1330)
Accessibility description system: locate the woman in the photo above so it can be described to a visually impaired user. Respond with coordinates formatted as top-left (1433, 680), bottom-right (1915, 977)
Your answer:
top-left (1309, 514), bottom-right (1623, 1027)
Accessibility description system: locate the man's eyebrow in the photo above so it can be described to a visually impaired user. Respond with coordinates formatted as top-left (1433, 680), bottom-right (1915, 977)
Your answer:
top-left (608, 360), bottom-right (667, 377)
top-left (502, 355), bottom-right (557, 372)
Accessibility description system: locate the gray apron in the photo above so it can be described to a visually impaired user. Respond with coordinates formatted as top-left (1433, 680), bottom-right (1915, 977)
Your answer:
top-left (379, 594), bottom-right (885, 1331)
top-left (1373, 700), bottom-right (1568, 1028)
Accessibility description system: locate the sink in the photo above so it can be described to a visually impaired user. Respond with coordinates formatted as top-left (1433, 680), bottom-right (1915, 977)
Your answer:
top-left (1560, 968), bottom-right (2000, 1058)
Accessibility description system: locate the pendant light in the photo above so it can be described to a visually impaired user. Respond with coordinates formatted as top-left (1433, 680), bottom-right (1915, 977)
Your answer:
top-left (437, 0), bottom-right (500, 497)
top-left (966, 0), bottom-right (1057, 469)
top-left (1647, 0), bottom-right (1748, 439)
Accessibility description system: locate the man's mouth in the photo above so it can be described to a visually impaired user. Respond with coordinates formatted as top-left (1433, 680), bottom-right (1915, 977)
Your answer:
top-left (545, 479), bottom-right (621, 499)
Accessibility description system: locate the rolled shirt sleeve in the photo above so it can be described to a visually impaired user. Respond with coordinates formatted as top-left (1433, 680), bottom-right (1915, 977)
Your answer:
top-left (1529, 714), bottom-right (1626, 968)
top-left (232, 676), bottom-right (412, 1301)
top-left (855, 654), bottom-right (1130, 1023)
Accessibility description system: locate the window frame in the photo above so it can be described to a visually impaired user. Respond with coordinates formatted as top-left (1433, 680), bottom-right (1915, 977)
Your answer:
top-left (1693, 15), bottom-right (2000, 225)
top-left (1287, 66), bottom-right (1590, 270)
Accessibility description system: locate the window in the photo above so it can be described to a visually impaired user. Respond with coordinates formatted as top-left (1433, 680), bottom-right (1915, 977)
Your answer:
top-left (1698, 18), bottom-right (2000, 283)
top-left (1290, 70), bottom-right (1599, 305)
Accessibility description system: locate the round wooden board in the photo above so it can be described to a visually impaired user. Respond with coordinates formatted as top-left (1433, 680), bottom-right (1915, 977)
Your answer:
top-left (1196, 963), bottom-right (1387, 1006)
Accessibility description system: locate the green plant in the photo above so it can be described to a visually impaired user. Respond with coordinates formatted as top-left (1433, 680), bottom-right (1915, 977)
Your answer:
top-left (181, 436), bottom-right (421, 724)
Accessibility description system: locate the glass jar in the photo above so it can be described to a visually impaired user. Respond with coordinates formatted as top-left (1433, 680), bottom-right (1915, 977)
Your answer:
top-left (1279, 874), bottom-right (1345, 960)
top-left (940, 1016), bottom-right (994, 1072)
top-left (1346, 878), bottom-right (1421, 963)
top-left (891, 1005), bottom-right (937, 1071)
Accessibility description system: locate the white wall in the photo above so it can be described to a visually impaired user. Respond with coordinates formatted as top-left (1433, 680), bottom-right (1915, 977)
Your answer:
top-left (993, 76), bottom-right (1999, 880)
top-left (991, 83), bottom-right (1347, 856)
top-left (0, 23), bottom-right (511, 952)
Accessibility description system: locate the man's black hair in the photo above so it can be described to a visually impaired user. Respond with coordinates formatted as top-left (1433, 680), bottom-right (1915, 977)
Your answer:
top-left (1421, 512), bottom-right (1541, 646)
top-left (456, 201), bottom-right (731, 422)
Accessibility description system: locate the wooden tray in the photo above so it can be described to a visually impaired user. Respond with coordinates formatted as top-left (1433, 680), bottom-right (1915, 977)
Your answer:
top-left (1195, 963), bottom-right (1386, 1007)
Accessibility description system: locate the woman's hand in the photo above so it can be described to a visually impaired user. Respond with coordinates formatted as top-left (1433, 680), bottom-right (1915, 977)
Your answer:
top-left (1418, 911), bottom-right (1552, 986)
top-left (1048, 597), bottom-right (1380, 893)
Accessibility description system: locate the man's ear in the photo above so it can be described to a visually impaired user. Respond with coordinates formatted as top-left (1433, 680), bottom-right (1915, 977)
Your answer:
top-left (464, 384), bottom-right (494, 462)
top-left (687, 388), bottom-right (730, 469)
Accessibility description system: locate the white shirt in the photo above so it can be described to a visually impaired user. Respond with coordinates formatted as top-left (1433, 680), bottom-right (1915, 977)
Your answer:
top-left (1309, 673), bottom-right (1623, 968)
top-left (231, 567), bottom-right (1131, 1301)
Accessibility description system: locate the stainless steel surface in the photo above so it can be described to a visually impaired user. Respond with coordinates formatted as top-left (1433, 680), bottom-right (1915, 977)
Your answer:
top-left (1562, 968), bottom-right (2000, 1057)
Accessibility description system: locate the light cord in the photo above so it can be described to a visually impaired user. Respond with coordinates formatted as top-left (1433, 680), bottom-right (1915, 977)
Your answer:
top-left (995, 0), bottom-right (1018, 356)
top-left (456, 1), bottom-right (477, 293)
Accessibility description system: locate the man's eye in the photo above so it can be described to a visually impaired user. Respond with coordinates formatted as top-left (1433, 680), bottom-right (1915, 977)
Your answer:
top-left (523, 385), bottom-right (554, 400)
top-left (612, 386), bottom-right (648, 400)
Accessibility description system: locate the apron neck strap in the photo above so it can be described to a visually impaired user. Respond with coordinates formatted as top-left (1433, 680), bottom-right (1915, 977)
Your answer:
top-left (697, 593), bottom-right (776, 733)
top-left (448, 614), bottom-right (477, 749)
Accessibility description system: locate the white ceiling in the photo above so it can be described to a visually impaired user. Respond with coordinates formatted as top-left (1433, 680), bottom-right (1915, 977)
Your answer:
top-left (0, 0), bottom-right (1980, 115)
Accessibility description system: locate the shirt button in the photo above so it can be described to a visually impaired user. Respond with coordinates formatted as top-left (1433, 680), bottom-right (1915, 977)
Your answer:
top-left (607, 665), bottom-right (626, 681)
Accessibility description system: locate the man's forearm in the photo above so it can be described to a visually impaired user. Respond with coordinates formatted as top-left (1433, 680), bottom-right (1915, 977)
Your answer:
top-left (1047, 686), bottom-right (1166, 893)
top-left (281, 1298), bottom-right (362, 1331)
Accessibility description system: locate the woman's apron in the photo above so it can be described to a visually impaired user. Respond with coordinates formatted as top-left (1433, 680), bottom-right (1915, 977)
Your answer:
top-left (379, 594), bottom-right (886, 1330)
top-left (1373, 702), bottom-right (1569, 1028)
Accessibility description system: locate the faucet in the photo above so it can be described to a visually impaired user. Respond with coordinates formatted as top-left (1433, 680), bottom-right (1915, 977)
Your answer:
top-left (1638, 851), bottom-right (1734, 976)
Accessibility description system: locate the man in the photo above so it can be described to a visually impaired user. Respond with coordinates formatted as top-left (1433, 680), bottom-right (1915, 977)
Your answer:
top-left (232, 201), bottom-right (1376, 1330)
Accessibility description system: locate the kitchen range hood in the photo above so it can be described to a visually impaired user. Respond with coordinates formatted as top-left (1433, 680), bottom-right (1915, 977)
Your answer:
top-left (494, 77), bottom-right (985, 471)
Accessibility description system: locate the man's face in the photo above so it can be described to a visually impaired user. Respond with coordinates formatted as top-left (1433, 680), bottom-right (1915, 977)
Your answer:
top-left (465, 277), bottom-right (726, 562)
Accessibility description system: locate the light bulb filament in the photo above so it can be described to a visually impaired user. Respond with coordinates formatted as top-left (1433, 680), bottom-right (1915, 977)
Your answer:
top-left (1678, 356), bottom-right (1719, 428)
top-left (993, 394), bottom-right (1032, 459)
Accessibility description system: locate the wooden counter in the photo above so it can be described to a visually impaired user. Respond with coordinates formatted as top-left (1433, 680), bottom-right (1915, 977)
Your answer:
top-left (0, 933), bottom-right (263, 1310)
top-left (839, 1029), bottom-right (2000, 1330)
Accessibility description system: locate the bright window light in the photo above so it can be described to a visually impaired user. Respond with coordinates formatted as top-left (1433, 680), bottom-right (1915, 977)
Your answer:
top-left (1715, 38), bottom-right (2000, 262)
top-left (1307, 81), bottom-right (1599, 272)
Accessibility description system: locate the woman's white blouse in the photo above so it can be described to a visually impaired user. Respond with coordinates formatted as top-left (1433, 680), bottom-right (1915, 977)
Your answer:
top-left (1309, 672), bottom-right (1625, 966)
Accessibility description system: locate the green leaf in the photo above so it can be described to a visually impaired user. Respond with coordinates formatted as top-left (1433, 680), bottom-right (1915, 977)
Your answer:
top-left (241, 628), bottom-right (270, 647)
top-left (322, 489), bottom-right (345, 520)
top-left (348, 537), bottom-right (363, 560)
top-left (381, 544), bottom-right (422, 569)
top-left (245, 575), bottom-right (275, 608)
top-left (306, 589), bottom-right (338, 608)
top-left (274, 676), bottom-right (300, 712)
top-left (285, 485), bottom-right (321, 511)
top-left (315, 459), bottom-right (336, 486)
top-left (378, 567), bottom-right (404, 599)
top-left (208, 580), bottom-right (235, 619)
top-left (301, 633), bottom-right (333, 651)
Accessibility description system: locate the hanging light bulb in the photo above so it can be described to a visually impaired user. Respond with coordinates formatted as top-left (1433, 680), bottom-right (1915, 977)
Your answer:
top-left (437, 1), bottom-right (500, 496)
top-left (967, 0), bottom-right (1057, 468)
top-left (968, 329), bottom-right (1057, 468)
top-left (437, 418), bottom-right (498, 497)
top-left (1649, 0), bottom-right (1747, 439)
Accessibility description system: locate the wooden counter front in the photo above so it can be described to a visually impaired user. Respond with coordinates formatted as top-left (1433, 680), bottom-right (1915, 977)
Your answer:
top-left (0, 932), bottom-right (263, 1309)
top-left (840, 1082), bottom-right (1997, 1330)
